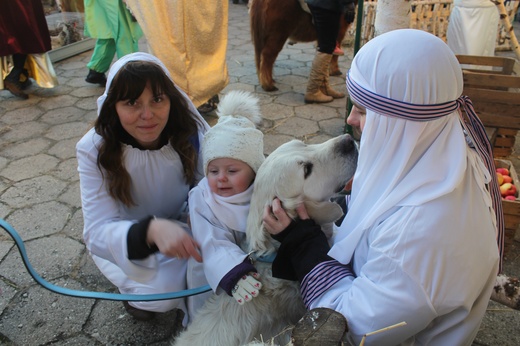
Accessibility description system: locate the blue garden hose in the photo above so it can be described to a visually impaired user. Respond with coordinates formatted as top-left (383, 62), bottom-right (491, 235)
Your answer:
top-left (0, 218), bottom-right (211, 301)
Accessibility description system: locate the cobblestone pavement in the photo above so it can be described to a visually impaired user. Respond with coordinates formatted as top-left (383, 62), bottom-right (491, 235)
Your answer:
top-left (0, 2), bottom-right (519, 345)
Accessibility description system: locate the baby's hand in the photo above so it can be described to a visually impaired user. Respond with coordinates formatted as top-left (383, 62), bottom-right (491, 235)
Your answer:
top-left (232, 272), bottom-right (262, 305)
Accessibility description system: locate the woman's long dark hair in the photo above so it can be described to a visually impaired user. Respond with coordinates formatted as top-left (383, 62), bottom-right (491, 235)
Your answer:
top-left (94, 60), bottom-right (202, 207)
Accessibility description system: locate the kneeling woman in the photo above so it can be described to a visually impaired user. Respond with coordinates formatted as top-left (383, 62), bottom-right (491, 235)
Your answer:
top-left (76, 52), bottom-right (209, 322)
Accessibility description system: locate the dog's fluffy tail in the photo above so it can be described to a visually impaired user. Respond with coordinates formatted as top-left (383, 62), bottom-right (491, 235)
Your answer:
top-left (216, 90), bottom-right (261, 125)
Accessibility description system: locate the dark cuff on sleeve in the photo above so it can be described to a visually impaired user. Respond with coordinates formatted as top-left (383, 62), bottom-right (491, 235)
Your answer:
top-left (272, 219), bottom-right (332, 282)
top-left (271, 219), bottom-right (313, 280)
top-left (218, 258), bottom-right (257, 296)
top-left (127, 216), bottom-right (159, 260)
top-left (271, 219), bottom-right (301, 243)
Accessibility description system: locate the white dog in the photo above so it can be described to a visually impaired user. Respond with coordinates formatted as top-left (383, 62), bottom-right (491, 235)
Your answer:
top-left (173, 111), bottom-right (358, 346)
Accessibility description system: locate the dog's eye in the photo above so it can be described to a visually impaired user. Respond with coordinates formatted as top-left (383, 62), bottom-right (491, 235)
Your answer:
top-left (303, 162), bottom-right (313, 179)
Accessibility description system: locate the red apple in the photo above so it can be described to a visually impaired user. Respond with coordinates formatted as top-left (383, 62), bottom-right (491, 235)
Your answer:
top-left (497, 168), bottom-right (510, 176)
top-left (500, 182), bottom-right (517, 197)
top-left (503, 175), bottom-right (513, 184)
top-left (504, 195), bottom-right (517, 201)
top-left (497, 172), bottom-right (504, 185)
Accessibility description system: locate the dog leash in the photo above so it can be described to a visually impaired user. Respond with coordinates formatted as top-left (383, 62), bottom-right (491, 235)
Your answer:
top-left (247, 250), bottom-right (277, 263)
top-left (0, 218), bottom-right (211, 301)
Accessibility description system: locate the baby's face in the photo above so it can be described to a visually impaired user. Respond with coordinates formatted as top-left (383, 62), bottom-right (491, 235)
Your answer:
top-left (207, 158), bottom-right (255, 197)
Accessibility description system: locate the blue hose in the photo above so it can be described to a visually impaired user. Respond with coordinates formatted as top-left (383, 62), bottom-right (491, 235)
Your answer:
top-left (0, 218), bottom-right (211, 301)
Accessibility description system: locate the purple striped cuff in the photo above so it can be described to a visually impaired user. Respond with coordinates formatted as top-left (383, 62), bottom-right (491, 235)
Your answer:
top-left (301, 259), bottom-right (354, 308)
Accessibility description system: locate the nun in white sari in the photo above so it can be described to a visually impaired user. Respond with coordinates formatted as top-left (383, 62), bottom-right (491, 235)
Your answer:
top-left (264, 29), bottom-right (502, 345)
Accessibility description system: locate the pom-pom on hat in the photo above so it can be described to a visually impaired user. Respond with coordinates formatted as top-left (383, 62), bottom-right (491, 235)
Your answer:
top-left (202, 90), bottom-right (265, 175)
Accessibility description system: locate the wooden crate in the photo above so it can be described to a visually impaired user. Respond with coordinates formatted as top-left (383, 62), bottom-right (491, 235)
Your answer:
top-left (457, 55), bottom-right (520, 157)
top-left (496, 159), bottom-right (520, 251)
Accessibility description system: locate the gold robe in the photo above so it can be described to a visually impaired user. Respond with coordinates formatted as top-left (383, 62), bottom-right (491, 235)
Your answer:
top-left (124, 0), bottom-right (229, 107)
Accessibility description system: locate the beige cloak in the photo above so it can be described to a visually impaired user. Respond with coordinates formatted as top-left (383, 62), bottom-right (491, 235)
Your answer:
top-left (124, 0), bottom-right (229, 107)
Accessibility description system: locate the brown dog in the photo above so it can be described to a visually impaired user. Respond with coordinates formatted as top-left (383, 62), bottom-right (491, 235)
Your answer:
top-left (249, 0), bottom-right (356, 91)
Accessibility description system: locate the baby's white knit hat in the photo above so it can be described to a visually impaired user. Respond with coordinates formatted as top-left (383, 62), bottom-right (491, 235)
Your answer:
top-left (202, 90), bottom-right (265, 175)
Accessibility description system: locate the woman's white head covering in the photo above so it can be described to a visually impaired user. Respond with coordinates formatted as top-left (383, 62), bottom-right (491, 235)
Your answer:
top-left (96, 52), bottom-right (210, 131)
top-left (329, 29), bottom-right (500, 264)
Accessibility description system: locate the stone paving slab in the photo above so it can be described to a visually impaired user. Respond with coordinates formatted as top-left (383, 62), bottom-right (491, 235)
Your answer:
top-left (0, 2), bottom-right (519, 345)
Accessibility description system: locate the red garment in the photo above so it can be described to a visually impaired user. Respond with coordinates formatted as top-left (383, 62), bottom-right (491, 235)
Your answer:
top-left (0, 0), bottom-right (52, 56)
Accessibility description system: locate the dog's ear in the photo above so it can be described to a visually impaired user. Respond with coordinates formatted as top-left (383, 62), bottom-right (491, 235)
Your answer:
top-left (304, 200), bottom-right (344, 225)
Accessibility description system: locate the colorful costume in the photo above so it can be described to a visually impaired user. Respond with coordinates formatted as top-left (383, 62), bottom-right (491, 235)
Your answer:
top-left (0, 0), bottom-right (57, 96)
top-left (123, 0), bottom-right (229, 107)
top-left (83, 0), bottom-right (143, 74)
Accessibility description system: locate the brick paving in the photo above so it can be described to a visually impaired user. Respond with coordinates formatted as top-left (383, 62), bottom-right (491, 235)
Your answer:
top-left (0, 2), bottom-right (519, 345)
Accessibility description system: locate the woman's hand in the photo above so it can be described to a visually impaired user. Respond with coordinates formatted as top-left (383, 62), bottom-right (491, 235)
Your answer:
top-left (147, 218), bottom-right (202, 262)
top-left (262, 198), bottom-right (309, 235)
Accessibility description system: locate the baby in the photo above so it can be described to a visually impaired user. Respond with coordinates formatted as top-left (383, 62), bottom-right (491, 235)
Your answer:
top-left (187, 90), bottom-right (266, 318)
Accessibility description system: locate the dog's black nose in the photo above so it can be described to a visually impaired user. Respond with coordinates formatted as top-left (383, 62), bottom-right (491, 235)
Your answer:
top-left (338, 134), bottom-right (357, 154)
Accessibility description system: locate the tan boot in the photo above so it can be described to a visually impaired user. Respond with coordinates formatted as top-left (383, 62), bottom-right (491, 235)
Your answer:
top-left (320, 54), bottom-right (345, 99)
top-left (304, 52), bottom-right (334, 104)
top-left (321, 79), bottom-right (345, 99)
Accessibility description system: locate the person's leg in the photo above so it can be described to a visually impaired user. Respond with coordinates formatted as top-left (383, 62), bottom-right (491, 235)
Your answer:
top-left (86, 39), bottom-right (116, 85)
top-left (305, 51), bottom-right (334, 103)
top-left (91, 254), bottom-right (188, 321)
top-left (114, 35), bottom-right (139, 60)
top-left (4, 54), bottom-right (28, 99)
top-left (311, 6), bottom-right (340, 55)
top-left (313, 6), bottom-right (345, 99)
top-left (19, 67), bottom-right (32, 90)
top-left (333, 41), bottom-right (344, 56)
top-left (87, 39), bottom-right (117, 73)
top-left (305, 6), bottom-right (344, 103)
top-left (114, 0), bottom-right (140, 59)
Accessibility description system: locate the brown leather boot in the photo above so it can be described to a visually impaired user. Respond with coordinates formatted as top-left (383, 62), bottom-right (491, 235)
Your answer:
top-left (4, 77), bottom-right (28, 99)
top-left (4, 54), bottom-right (29, 99)
top-left (320, 54), bottom-right (345, 99)
top-left (304, 52), bottom-right (334, 104)
top-left (321, 80), bottom-right (345, 99)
